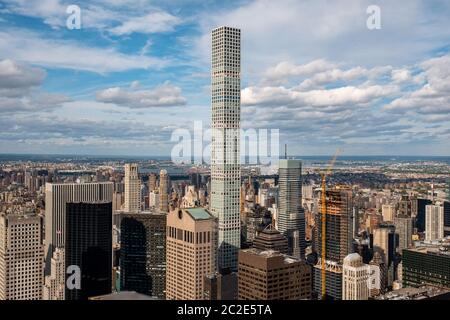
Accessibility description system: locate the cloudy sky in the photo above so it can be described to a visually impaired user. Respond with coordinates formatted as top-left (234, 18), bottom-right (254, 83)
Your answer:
top-left (0, 0), bottom-right (449, 156)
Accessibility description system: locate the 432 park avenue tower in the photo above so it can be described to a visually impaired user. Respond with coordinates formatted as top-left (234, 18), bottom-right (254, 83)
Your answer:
top-left (210, 26), bottom-right (241, 271)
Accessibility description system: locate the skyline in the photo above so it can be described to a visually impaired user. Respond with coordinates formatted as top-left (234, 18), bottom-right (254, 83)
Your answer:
top-left (2, 1), bottom-right (450, 307)
top-left (1, 152), bottom-right (450, 158)
top-left (1, 0), bottom-right (450, 156)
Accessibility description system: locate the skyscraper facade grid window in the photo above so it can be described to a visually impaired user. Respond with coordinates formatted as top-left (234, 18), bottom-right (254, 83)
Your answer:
top-left (210, 26), bottom-right (241, 271)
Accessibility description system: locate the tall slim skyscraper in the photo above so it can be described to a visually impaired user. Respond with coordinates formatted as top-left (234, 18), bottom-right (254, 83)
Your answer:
top-left (44, 182), bottom-right (113, 267)
top-left (159, 169), bottom-right (169, 213)
top-left (124, 164), bottom-right (140, 212)
top-left (425, 204), bottom-right (444, 241)
top-left (278, 159), bottom-right (305, 259)
top-left (0, 214), bottom-right (44, 300)
top-left (120, 212), bottom-right (166, 299)
top-left (210, 26), bottom-right (241, 271)
top-left (65, 202), bottom-right (113, 300)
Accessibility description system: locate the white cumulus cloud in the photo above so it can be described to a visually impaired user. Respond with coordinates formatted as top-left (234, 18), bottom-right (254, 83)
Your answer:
top-left (110, 11), bottom-right (182, 35)
top-left (96, 82), bottom-right (187, 108)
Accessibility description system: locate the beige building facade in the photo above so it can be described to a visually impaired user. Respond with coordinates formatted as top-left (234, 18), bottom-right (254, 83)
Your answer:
top-left (0, 214), bottom-right (44, 300)
top-left (124, 164), bottom-right (141, 212)
top-left (166, 208), bottom-right (216, 300)
top-left (342, 253), bottom-right (369, 300)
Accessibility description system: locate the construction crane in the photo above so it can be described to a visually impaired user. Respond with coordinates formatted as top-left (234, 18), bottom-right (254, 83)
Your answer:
top-left (319, 149), bottom-right (340, 300)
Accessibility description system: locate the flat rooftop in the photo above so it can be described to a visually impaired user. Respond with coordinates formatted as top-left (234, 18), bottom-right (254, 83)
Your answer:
top-left (89, 291), bottom-right (159, 300)
top-left (241, 248), bottom-right (300, 264)
top-left (407, 238), bottom-right (450, 256)
top-left (375, 285), bottom-right (450, 300)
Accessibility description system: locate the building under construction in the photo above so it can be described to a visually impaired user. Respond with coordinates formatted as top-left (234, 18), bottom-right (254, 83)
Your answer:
top-left (313, 188), bottom-right (353, 300)
top-left (313, 262), bottom-right (343, 300)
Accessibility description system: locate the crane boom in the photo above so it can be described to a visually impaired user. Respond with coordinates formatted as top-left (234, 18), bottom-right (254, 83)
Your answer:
top-left (326, 151), bottom-right (339, 175)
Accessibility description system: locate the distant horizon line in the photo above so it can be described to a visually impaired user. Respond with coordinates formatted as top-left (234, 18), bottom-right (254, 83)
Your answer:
top-left (1, 153), bottom-right (450, 158)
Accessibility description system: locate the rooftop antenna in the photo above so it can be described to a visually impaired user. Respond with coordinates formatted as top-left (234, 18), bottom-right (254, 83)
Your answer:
top-left (284, 144), bottom-right (287, 160)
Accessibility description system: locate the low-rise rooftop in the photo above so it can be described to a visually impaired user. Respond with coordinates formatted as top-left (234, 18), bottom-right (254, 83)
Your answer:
top-left (375, 285), bottom-right (450, 300)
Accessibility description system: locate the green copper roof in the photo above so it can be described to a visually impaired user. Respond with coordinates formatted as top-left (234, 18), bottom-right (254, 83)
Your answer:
top-left (185, 208), bottom-right (212, 220)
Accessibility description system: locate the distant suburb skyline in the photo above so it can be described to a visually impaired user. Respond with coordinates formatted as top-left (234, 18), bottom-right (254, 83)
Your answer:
top-left (0, 0), bottom-right (450, 156)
